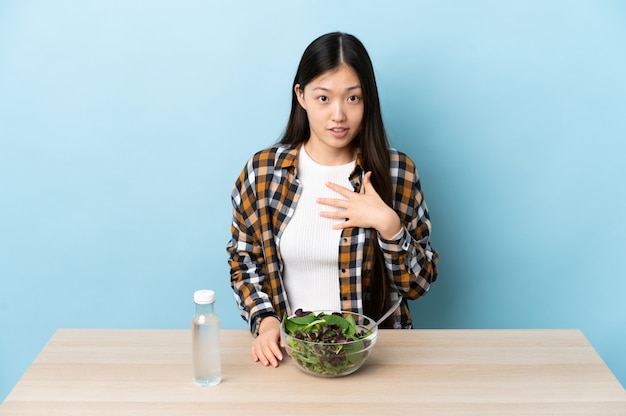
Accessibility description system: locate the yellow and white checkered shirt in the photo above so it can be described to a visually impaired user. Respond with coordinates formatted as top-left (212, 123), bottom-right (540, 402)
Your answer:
top-left (227, 144), bottom-right (438, 334)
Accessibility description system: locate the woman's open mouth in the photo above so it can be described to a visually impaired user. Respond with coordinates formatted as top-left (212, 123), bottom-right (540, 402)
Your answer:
top-left (329, 127), bottom-right (349, 138)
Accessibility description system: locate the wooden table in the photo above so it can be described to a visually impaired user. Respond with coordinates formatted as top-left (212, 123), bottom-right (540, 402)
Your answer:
top-left (1, 329), bottom-right (625, 415)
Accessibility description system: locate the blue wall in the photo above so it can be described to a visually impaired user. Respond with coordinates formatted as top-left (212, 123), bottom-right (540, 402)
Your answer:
top-left (1, 0), bottom-right (625, 401)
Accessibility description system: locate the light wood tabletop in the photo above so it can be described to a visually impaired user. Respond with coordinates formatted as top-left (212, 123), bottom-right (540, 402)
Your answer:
top-left (1, 329), bottom-right (625, 415)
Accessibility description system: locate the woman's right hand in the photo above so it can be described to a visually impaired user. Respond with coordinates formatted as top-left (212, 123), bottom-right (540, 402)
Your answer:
top-left (251, 316), bottom-right (283, 367)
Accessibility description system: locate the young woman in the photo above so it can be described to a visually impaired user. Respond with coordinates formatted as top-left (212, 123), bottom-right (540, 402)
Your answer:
top-left (227, 32), bottom-right (439, 367)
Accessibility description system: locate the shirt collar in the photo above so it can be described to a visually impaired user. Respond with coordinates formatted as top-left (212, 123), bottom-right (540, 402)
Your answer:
top-left (275, 144), bottom-right (300, 170)
top-left (277, 143), bottom-right (364, 168)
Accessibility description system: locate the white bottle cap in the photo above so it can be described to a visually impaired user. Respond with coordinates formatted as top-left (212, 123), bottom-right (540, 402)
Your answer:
top-left (194, 289), bottom-right (215, 304)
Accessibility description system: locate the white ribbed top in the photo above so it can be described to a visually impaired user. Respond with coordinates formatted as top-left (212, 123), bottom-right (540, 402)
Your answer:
top-left (280, 147), bottom-right (355, 312)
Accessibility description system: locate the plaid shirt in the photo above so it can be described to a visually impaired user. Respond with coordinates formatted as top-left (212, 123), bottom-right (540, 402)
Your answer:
top-left (227, 144), bottom-right (438, 334)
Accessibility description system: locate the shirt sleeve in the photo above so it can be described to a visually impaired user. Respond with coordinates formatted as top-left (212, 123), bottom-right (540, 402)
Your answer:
top-left (226, 157), bottom-right (277, 335)
top-left (377, 151), bottom-right (439, 299)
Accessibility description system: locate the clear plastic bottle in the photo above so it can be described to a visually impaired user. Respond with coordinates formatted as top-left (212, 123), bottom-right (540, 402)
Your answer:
top-left (192, 289), bottom-right (221, 386)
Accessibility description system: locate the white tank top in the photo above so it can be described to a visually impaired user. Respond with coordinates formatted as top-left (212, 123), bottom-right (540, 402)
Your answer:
top-left (280, 147), bottom-right (355, 312)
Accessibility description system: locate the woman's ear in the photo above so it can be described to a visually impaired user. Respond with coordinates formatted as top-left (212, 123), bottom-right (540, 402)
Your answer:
top-left (295, 84), bottom-right (306, 110)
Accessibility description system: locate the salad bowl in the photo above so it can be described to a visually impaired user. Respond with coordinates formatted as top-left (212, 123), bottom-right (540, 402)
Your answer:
top-left (280, 310), bottom-right (378, 377)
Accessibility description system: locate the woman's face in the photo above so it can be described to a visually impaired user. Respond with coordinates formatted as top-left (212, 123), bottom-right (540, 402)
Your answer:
top-left (295, 64), bottom-right (364, 164)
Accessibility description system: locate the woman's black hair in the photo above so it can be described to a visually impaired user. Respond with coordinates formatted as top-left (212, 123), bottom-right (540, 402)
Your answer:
top-left (281, 32), bottom-right (395, 327)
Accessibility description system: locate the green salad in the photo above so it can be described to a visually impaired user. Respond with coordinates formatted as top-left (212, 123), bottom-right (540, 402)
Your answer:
top-left (281, 309), bottom-right (373, 376)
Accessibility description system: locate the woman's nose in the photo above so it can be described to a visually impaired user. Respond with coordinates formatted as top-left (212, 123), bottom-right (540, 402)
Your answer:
top-left (331, 102), bottom-right (346, 122)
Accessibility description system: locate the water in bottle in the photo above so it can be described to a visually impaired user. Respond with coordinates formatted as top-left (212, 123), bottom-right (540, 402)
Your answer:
top-left (192, 289), bottom-right (221, 386)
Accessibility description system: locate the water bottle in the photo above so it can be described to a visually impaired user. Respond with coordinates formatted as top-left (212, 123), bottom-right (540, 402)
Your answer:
top-left (192, 289), bottom-right (221, 386)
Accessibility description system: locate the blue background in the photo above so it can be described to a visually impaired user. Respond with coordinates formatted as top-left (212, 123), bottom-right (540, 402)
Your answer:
top-left (1, 0), bottom-right (625, 401)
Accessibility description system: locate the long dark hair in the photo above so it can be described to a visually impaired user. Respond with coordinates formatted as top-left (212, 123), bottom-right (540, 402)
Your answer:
top-left (280, 32), bottom-right (394, 326)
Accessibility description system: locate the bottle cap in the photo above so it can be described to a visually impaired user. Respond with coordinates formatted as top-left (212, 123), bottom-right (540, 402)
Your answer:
top-left (194, 289), bottom-right (215, 304)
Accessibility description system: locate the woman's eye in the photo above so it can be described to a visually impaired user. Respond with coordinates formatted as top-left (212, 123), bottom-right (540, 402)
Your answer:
top-left (348, 95), bottom-right (361, 103)
top-left (318, 96), bottom-right (328, 102)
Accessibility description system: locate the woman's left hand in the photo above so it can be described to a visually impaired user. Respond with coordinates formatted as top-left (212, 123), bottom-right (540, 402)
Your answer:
top-left (317, 171), bottom-right (403, 240)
